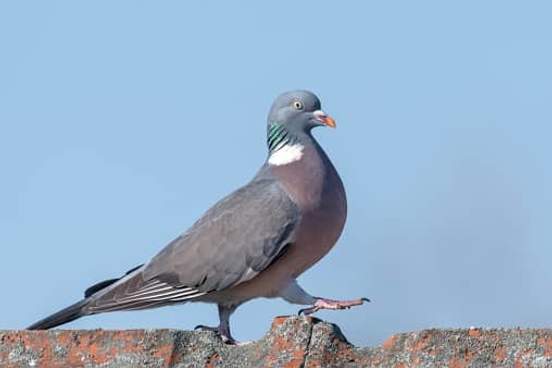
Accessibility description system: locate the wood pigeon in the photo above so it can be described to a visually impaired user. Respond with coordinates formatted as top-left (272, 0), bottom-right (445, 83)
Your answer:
top-left (28, 90), bottom-right (368, 344)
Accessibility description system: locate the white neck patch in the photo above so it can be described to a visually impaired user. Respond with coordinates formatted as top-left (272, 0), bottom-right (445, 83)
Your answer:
top-left (268, 143), bottom-right (305, 166)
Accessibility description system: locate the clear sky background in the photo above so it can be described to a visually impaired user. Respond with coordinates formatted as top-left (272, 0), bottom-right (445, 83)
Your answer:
top-left (1, 1), bottom-right (551, 346)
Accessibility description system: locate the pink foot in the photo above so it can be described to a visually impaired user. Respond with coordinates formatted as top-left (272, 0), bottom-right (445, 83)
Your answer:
top-left (298, 297), bottom-right (370, 316)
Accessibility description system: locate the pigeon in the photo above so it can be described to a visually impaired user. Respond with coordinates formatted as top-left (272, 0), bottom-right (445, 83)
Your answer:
top-left (27, 90), bottom-right (368, 344)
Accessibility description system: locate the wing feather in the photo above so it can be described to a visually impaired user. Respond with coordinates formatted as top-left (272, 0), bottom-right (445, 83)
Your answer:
top-left (142, 178), bottom-right (300, 293)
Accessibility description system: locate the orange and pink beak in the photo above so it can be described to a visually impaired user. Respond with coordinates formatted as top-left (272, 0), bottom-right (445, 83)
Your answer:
top-left (313, 110), bottom-right (336, 128)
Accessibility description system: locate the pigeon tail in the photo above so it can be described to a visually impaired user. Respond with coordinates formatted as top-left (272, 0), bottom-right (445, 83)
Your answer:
top-left (27, 299), bottom-right (88, 330)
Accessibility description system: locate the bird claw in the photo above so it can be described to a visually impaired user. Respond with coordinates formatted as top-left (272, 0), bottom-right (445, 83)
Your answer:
top-left (298, 306), bottom-right (319, 316)
top-left (194, 324), bottom-right (218, 332)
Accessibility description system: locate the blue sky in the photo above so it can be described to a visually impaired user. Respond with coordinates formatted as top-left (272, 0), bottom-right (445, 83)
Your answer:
top-left (1, 1), bottom-right (551, 345)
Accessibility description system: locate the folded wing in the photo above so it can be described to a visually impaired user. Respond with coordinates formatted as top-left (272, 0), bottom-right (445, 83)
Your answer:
top-left (85, 177), bottom-right (299, 313)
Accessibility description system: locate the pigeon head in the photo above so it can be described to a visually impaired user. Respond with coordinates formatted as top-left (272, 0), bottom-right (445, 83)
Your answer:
top-left (267, 90), bottom-right (335, 131)
top-left (266, 90), bottom-right (336, 154)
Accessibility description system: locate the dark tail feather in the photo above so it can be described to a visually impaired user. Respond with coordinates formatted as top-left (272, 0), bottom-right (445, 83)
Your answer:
top-left (27, 299), bottom-right (88, 330)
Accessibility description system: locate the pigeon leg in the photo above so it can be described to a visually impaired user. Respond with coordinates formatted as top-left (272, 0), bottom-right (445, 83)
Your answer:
top-left (195, 304), bottom-right (238, 344)
top-left (298, 297), bottom-right (370, 316)
top-left (217, 304), bottom-right (238, 344)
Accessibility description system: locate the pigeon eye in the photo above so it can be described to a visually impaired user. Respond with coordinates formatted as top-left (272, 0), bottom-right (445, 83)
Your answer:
top-left (292, 101), bottom-right (304, 110)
